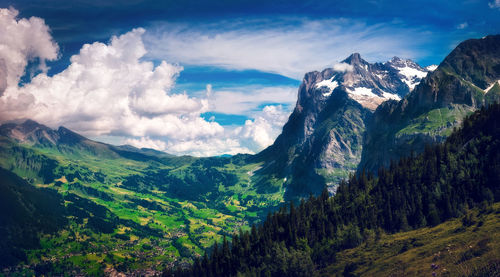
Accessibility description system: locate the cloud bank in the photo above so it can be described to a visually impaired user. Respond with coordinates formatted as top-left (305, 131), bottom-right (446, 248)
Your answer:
top-left (144, 18), bottom-right (429, 79)
top-left (0, 8), bottom-right (294, 156)
top-left (0, 27), bottom-right (221, 140)
top-left (0, 8), bottom-right (59, 95)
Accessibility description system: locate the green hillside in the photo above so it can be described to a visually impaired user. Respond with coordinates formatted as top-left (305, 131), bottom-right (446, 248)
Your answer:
top-left (323, 204), bottom-right (500, 276)
top-left (0, 132), bottom-right (286, 275)
top-left (168, 103), bottom-right (500, 276)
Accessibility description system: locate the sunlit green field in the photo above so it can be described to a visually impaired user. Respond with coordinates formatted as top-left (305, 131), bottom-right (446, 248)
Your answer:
top-left (0, 138), bottom-right (286, 275)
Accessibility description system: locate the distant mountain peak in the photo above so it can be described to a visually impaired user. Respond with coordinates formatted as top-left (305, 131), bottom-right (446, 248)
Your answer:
top-left (389, 56), bottom-right (402, 62)
top-left (0, 119), bottom-right (180, 162)
top-left (385, 56), bottom-right (429, 91)
top-left (0, 120), bottom-right (87, 146)
top-left (386, 56), bottom-right (421, 68)
top-left (312, 54), bottom-right (430, 111)
top-left (343, 52), bottom-right (366, 65)
top-left (57, 126), bottom-right (86, 144)
top-left (21, 119), bottom-right (42, 127)
top-left (19, 119), bottom-right (52, 133)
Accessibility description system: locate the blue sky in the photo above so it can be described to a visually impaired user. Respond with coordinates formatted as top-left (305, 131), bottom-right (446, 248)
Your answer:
top-left (0, 0), bottom-right (499, 156)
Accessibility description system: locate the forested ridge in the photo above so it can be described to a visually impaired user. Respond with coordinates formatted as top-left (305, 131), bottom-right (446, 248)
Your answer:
top-left (166, 103), bottom-right (500, 276)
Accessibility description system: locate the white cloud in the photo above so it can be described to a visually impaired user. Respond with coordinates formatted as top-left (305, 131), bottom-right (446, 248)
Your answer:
top-left (0, 26), bottom-right (226, 152)
top-left (0, 8), bottom-right (58, 95)
top-left (333, 62), bottom-right (354, 72)
top-left (124, 136), bottom-right (167, 151)
top-left (457, 22), bottom-right (468, 30)
top-left (489, 0), bottom-right (500, 9)
top-left (144, 18), bottom-right (428, 79)
top-left (121, 104), bottom-right (292, 156)
top-left (123, 135), bottom-right (254, 156)
top-left (163, 138), bottom-right (253, 157)
top-left (235, 105), bottom-right (290, 150)
top-left (208, 85), bottom-right (297, 116)
top-left (0, 11), bottom-right (294, 156)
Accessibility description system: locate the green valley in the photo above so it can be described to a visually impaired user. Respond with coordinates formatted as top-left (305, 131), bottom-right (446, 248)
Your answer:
top-left (1, 31), bottom-right (500, 277)
top-left (0, 125), bottom-right (286, 275)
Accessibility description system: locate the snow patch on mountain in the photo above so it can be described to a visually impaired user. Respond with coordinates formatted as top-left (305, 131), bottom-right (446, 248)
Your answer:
top-left (315, 76), bottom-right (339, 97)
top-left (346, 87), bottom-right (400, 111)
top-left (382, 91), bottom-right (401, 100)
top-left (310, 54), bottom-right (430, 111)
top-left (386, 57), bottom-right (429, 90)
top-left (426, 65), bottom-right (438, 71)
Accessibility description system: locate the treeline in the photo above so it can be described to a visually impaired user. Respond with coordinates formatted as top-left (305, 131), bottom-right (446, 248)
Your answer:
top-left (165, 103), bottom-right (500, 276)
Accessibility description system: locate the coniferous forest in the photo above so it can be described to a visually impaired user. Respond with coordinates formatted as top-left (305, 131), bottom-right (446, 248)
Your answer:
top-left (2, 4), bottom-right (500, 275)
top-left (166, 103), bottom-right (500, 277)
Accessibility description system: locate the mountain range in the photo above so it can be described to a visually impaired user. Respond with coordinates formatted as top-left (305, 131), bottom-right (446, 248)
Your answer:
top-left (0, 34), bottom-right (499, 275)
top-left (256, 35), bottom-right (500, 199)
top-left (170, 101), bottom-right (500, 277)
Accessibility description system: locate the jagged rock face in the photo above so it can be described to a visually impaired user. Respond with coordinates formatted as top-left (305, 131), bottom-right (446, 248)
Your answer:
top-left (313, 53), bottom-right (432, 111)
top-left (359, 35), bottom-right (500, 174)
top-left (257, 53), bottom-right (430, 199)
top-left (386, 56), bottom-right (432, 90)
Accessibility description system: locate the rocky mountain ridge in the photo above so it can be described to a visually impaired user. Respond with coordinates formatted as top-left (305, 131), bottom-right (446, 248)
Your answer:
top-left (359, 34), bottom-right (500, 173)
top-left (256, 53), bottom-right (433, 197)
top-left (0, 119), bottom-right (174, 161)
top-left (3, 35), bottom-right (499, 201)
top-left (257, 35), bottom-right (500, 199)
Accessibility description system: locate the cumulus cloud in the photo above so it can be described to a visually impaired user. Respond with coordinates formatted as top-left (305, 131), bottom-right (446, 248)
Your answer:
top-left (0, 26), bottom-right (229, 153)
top-left (144, 18), bottom-right (429, 79)
top-left (122, 103), bottom-right (292, 156)
top-left (163, 138), bottom-right (253, 157)
top-left (123, 133), bottom-right (254, 157)
top-left (124, 136), bottom-right (167, 151)
top-left (0, 8), bottom-right (299, 156)
top-left (333, 62), bottom-right (354, 72)
top-left (489, 0), bottom-right (500, 9)
top-left (0, 8), bottom-right (58, 95)
top-left (234, 105), bottom-right (291, 150)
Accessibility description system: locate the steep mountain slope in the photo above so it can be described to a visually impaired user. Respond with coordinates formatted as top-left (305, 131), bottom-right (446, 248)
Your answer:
top-left (0, 168), bottom-right (67, 268)
top-left (2, 35), bottom-right (498, 275)
top-left (360, 35), bottom-right (500, 173)
top-left (170, 102), bottom-right (500, 277)
top-left (255, 54), bottom-right (431, 199)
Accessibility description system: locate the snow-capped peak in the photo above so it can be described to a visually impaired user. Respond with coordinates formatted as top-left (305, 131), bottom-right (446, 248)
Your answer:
top-left (345, 87), bottom-right (401, 111)
top-left (386, 57), bottom-right (429, 91)
top-left (310, 54), bottom-right (429, 111)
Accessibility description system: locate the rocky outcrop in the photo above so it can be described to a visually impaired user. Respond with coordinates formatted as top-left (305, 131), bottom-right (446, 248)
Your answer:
top-left (255, 54), bottom-right (430, 199)
top-left (359, 35), bottom-right (500, 174)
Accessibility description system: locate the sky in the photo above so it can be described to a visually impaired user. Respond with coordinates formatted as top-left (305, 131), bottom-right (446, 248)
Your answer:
top-left (0, 0), bottom-right (499, 156)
